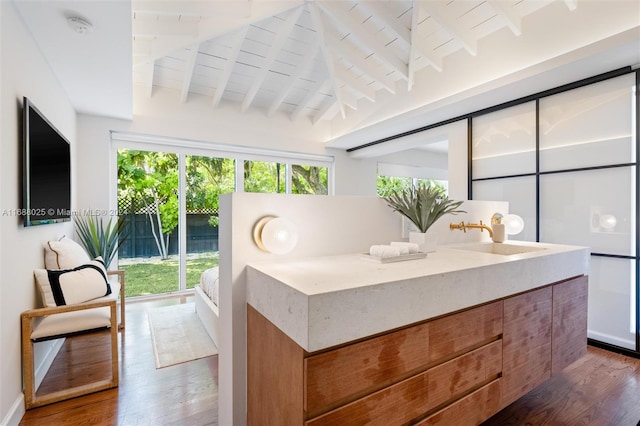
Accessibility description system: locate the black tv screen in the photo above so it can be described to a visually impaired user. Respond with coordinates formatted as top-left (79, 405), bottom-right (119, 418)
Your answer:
top-left (22, 97), bottom-right (71, 226)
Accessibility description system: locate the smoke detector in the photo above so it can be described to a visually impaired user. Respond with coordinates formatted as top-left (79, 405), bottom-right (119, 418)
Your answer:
top-left (66, 16), bottom-right (94, 35)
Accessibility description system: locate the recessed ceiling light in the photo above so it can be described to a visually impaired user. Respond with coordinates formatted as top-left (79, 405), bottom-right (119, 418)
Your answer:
top-left (66, 16), bottom-right (94, 35)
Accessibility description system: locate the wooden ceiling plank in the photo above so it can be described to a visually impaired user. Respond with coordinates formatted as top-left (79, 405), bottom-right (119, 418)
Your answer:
top-left (486, 0), bottom-right (522, 36)
top-left (132, 1), bottom-right (303, 65)
top-left (291, 79), bottom-right (329, 121)
top-left (180, 43), bottom-right (200, 103)
top-left (133, 0), bottom-right (251, 18)
top-left (133, 19), bottom-right (199, 38)
top-left (268, 48), bottom-right (319, 116)
top-left (357, 1), bottom-right (411, 45)
top-left (328, 35), bottom-right (396, 94)
top-left (335, 64), bottom-right (376, 102)
top-left (318, 2), bottom-right (409, 81)
top-left (420, 1), bottom-right (478, 56)
top-left (212, 28), bottom-right (248, 107)
top-left (241, 5), bottom-right (304, 112)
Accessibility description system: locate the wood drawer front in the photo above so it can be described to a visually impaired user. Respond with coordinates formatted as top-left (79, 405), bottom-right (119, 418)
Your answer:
top-left (428, 340), bottom-right (502, 409)
top-left (305, 369), bottom-right (429, 426)
top-left (416, 379), bottom-right (502, 426)
top-left (552, 276), bottom-right (588, 375)
top-left (304, 322), bottom-right (430, 418)
top-left (502, 286), bottom-right (552, 408)
top-left (428, 301), bottom-right (503, 361)
top-left (305, 341), bottom-right (502, 426)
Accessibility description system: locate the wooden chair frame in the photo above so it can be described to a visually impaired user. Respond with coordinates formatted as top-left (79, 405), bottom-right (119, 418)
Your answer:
top-left (21, 299), bottom-right (119, 410)
top-left (107, 270), bottom-right (126, 329)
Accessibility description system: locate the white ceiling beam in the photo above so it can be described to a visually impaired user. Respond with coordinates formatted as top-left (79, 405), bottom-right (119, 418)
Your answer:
top-left (268, 48), bottom-right (319, 116)
top-left (335, 65), bottom-right (376, 102)
top-left (356, 1), bottom-right (411, 45)
top-left (135, 60), bottom-right (155, 98)
top-left (291, 79), bottom-right (330, 121)
top-left (564, 0), bottom-right (578, 11)
top-left (420, 1), bottom-right (478, 56)
top-left (408, 0), bottom-right (420, 91)
top-left (212, 28), bottom-right (248, 107)
top-left (327, 35), bottom-right (396, 94)
top-left (132, 0), bottom-right (251, 18)
top-left (312, 99), bottom-right (340, 125)
top-left (241, 6), bottom-right (304, 112)
top-left (407, 1), bottom-right (444, 88)
top-left (309, 3), bottom-right (345, 119)
top-left (339, 89), bottom-right (358, 111)
top-left (180, 43), bottom-right (200, 103)
top-left (487, 0), bottom-right (522, 36)
top-left (413, 36), bottom-right (443, 72)
top-left (318, 2), bottom-right (409, 81)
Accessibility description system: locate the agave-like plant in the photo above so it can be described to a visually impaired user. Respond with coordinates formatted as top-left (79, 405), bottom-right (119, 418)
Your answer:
top-left (74, 214), bottom-right (127, 269)
top-left (384, 184), bottom-right (466, 233)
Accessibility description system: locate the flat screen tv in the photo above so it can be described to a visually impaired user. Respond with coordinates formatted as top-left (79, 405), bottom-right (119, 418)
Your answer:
top-left (22, 97), bottom-right (71, 226)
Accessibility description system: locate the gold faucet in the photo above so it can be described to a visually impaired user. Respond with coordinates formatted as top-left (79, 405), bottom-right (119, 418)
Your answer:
top-left (449, 220), bottom-right (494, 239)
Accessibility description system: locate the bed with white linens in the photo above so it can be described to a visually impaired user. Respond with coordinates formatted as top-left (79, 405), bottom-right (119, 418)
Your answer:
top-left (195, 266), bottom-right (220, 348)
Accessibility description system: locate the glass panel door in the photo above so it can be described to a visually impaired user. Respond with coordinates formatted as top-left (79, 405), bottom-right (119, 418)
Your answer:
top-left (117, 149), bottom-right (179, 297)
top-left (185, 156), bottom-right (235, 289)
top-left (472, 101), bottom-right (537, 179)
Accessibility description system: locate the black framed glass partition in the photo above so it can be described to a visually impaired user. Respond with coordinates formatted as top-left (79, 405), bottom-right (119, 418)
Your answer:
top-left (470, 71), bottom-right (639, 355)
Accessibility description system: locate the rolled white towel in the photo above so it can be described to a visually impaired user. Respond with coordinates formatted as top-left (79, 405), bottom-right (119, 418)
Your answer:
top-left (391, 244), bottom-right (410, 255)
top-left (369, 245), bottom-right (401, 258)
top-left (390, 242), bottom-right (419, 254)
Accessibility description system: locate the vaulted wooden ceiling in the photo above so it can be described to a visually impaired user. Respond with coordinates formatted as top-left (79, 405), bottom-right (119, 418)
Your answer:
top-left (132, 0), bottom-right (577, 125)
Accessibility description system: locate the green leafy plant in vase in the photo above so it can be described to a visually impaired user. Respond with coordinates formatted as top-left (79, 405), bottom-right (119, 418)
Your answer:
top-left (383, 183), bottom-right (465, 252)
top-left (74, 214), bottom-right (128, 269)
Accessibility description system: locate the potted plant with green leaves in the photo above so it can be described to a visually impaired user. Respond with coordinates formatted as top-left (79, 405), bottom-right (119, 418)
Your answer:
top-left (74, 213), bottom-right (127, 269)
top-left (383, 183), bottom-right (465, 252)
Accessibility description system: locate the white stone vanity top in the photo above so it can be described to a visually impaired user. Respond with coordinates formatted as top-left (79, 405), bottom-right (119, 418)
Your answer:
top-left (246, 240), bottom-right (589, 353)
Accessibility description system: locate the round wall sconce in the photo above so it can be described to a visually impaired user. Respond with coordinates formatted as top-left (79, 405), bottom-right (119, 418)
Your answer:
top-left (503, 214), bottom-right (524, 235)
top-left (253, 216), bottom-right (298, 255)
top-left (599, 214), bottom-right (617, 230)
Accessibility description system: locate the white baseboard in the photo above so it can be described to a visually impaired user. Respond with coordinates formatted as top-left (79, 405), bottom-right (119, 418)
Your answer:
top-left (1, 394), bottom-right (25, 426)
top-left (588, 329), bottom-right (635, 350)
top-left (34, 338), bottom-right (64, 390)
top-left (2, 338), bottom-right (64, 425)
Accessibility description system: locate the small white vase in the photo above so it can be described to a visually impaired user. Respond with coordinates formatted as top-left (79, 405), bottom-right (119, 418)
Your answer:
top-left (409, 232), bottom-right (437, 253)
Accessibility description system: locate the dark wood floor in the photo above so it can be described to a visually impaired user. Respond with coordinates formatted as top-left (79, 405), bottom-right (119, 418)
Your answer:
top-left (20, 294), bottom-right (218, 426)
top-left (19, 294), bottom-right (640, 426)
top-left (483, 345), bottom-right (640, 426)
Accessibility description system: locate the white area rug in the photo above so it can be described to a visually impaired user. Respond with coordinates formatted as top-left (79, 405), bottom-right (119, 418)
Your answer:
top-left (148, 303), bottom-right (218, 369)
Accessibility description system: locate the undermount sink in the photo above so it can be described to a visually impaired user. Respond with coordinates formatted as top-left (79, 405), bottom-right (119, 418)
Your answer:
top-left (451, 242), bottom-right (547, 256)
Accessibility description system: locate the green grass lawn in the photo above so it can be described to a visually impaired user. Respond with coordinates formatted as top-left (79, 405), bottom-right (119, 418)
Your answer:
top-left (119, 255), bottom-right (219, 297)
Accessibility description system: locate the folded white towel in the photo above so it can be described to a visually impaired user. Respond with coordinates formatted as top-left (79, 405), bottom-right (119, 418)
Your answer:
top-left (369, 245), bottom-right (401, 258)
top-left (390, 242), bottom-right (419, 254)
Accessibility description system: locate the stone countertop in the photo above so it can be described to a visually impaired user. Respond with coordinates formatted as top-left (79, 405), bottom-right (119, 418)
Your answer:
top-left (246, 240), bottom-right (590, 353)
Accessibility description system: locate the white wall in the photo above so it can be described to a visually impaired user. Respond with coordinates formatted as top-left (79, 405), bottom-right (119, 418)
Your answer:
top-left (0, 3), bottom-right (76, 424)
